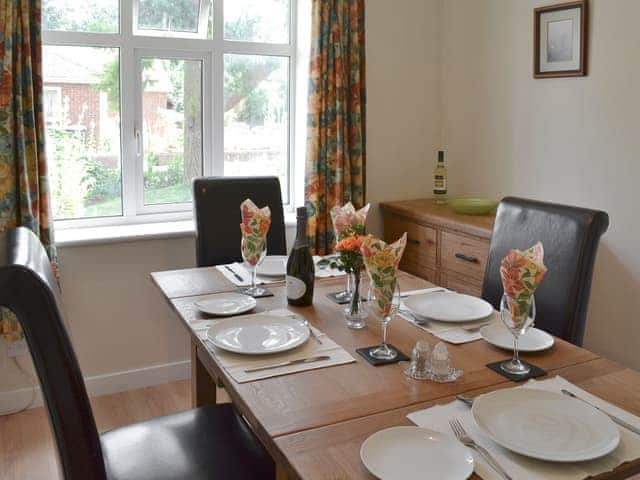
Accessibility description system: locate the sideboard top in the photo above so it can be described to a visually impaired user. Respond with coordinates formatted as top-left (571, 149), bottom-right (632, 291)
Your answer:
top-left (379, 198), bottom-right (495, 239)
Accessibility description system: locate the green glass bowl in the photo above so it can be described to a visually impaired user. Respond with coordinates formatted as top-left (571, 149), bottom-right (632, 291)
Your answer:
top-left (449, 198), bottom-right (498, 216)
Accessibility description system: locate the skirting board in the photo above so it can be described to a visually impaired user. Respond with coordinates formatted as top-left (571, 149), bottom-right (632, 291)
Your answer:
top-left (0, 359), bottom-right (190, 413)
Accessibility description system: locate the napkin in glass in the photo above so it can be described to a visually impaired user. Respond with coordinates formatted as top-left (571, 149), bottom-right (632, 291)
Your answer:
top-left (330, 202), bottom-right (370, 238)
top-left (240, 199), bottom-right (271, 264)
top-left (500, 241), bottom-right (547, 327)
top-left (361, 233), bottom-right (407, 315)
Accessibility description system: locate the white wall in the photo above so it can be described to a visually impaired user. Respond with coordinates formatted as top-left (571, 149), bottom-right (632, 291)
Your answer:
top-left (365, 0), bottom-right (442, 236)
top-left (440, 0), bottom-right (640, 369)
top-left (0, 1), bottom-right (443, 401)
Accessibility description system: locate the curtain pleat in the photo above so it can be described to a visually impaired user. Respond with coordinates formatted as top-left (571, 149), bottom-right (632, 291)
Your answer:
top-left (0, 0), bottom-right (57, 341)
top-left (305, 0), bottom-right (366, 255)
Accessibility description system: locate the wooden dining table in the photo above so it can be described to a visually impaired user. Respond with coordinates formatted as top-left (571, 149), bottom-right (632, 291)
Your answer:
top-left (151, 267), bottom-right (640, 480)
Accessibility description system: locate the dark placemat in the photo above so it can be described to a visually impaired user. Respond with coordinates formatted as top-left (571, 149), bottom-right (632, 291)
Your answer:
top-left (236, 287), bottom-right (274, 298)
top-left (357, 345), bottom-right (410, 366)
top-left (487, 360), bottom-right (546, 382)
top-left (326, 291), bottom-right (351, 305)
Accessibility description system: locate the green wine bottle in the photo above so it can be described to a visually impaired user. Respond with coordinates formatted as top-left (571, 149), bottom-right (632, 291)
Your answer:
top-left (286, 207), bottom-right (315, 306)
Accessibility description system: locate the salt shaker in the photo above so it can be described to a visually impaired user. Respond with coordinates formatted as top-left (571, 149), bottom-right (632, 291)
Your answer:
top-left (404, 340), bottom-right (430, 380)
top-left (427, 342), bottom-right (463, 383)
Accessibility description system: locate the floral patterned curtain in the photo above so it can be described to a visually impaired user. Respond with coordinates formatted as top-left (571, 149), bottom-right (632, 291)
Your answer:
top-left (305, 0), bottom-right (366, 255)
top-left (0, 0), bottom-right (57, 341)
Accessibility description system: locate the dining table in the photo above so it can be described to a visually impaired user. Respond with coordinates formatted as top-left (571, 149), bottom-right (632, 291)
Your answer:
top-left (151, 267), bottom-right (640, 480)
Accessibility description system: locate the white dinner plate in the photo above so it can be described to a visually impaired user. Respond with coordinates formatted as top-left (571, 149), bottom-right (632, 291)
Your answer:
top-left (480, 323), bottom-right (554, 352)
top-left (206, 314), bottom-right (309, 355)
top-left (360, 426), bottom-right (474, 480)
top-left (472, 389), bottom-right (620, 462)
top-left (195, 293), bottom-right (257, 316)
top-left (404, 292), bottom-right (494, 323)
top-left (257, 255), bottom-right (287, 277)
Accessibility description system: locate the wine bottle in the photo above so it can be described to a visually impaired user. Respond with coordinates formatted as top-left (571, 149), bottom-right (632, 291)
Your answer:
top-left (286, 207), bottom-right (315, 306)
top-left (433, 150), bottom-right (448, 205)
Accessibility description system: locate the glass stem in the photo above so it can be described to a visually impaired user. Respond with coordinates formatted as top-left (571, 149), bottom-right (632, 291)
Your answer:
top-left (382, 319), bottom-right (388, 347)
top-left (513, 335), bottom-right (520, 365)
top-left (251, 268), bottom-right (257, 290)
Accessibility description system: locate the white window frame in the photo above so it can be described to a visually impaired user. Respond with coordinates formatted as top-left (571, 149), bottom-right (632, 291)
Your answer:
top-left (44, 0), bottom-right (298, 230)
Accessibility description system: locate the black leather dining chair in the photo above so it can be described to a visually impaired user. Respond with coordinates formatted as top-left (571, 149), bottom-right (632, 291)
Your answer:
top-left (193, 176), bottom-right (287, 267)
top-left (481, 197), bottom-right (609, 346)
top-left (0, 227), bottom-right (274, 480)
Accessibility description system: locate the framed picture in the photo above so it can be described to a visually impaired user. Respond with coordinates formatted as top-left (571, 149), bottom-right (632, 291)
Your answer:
top-left (534, 0), bottom-right (588, 78)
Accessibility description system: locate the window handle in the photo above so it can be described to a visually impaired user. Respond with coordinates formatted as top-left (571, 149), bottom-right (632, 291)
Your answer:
top-left (135, 128), bottom-right (142, 157)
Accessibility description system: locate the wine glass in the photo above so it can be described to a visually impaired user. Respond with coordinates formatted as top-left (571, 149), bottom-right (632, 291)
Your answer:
top-left (367, 281), bottom-right (401, 360)
top-left (499, 293), bottom-right (536, 376)
top-left (240, 237), bottom-right (267, 297)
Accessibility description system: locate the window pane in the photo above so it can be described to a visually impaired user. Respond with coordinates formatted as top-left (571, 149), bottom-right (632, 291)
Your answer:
top-left (43, 46), bottom-right (122, 220)
top-left (142, 58), bottom-right (203, 205)
top-left (43, 0), bottom-right (118, 33)
top-left (224, 54), bottom-right (289, 202)
top-left (137, 0), bottom-right (212, 38)
top-left (224, 0), bottom-right (290, 43)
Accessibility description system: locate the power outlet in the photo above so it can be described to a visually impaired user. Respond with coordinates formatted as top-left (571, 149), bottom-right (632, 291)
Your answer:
top-left (6, 338), bottom-right (28, 357)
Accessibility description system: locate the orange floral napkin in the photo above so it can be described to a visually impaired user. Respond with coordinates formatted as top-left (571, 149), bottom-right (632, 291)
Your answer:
top-left (361, 233), bottom-right (407, 316)
top-left (240, 199), bottom-right (271, 265)
top-left (330, 202), bottom-right (370, 239)
top-left (500, 242), bottom-right (547, 326)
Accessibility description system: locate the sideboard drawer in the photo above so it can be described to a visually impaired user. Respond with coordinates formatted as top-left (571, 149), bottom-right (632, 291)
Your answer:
top-left (440, 270), bottom-right (483, 297)
top-left (384, 216), bottom-right (437, 270)
top-left (441, 231), bottom-right (489, 282)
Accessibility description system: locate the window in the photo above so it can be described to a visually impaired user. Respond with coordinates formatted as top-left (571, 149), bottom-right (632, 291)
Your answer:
top-left (42, 0), bottom-right (296, 226)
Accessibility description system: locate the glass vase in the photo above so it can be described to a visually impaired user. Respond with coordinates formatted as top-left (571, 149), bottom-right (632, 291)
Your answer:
top-left (344, 270), bottom-right (367, 329)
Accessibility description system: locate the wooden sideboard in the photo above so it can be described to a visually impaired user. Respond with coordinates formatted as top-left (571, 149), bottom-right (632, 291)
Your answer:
top-left (380, 199), bottom-right (495, 296)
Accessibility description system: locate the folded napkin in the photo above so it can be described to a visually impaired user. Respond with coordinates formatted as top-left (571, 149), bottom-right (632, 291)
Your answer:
top-left (398, 289), bottom-right (499, 344)
top-left (361, 233), bottom-right (407, 316)
top-left (240, 199), bottom-right (271, 264)
top-left (501, 242), bottom-right (547, 328)
top-left (198, 309), bottom-right (355, 383)
top-left (407, 376), bottom-right (640, 480)
top-left (216, 262), bottom-right (284, 287)
top-left (330, 202), bottom-right (370, 238)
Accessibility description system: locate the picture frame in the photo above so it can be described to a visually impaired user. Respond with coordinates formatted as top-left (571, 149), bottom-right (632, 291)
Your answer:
top-left (534, 0), bottom-right (588, 78)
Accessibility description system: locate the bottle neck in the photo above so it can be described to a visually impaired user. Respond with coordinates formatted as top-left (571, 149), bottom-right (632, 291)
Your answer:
top-left (294, 216), bottom-right (308, 248)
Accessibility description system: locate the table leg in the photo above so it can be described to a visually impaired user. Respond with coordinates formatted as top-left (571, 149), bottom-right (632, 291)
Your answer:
top-left (191, 340), bottom-right (217, 407)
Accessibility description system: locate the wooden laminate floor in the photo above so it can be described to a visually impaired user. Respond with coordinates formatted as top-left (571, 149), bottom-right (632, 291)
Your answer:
top-left (0, 380), bottom-right (229, 480)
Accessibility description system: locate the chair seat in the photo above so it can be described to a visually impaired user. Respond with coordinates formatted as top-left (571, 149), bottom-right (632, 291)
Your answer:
top-left (101, 403), bottom-right (274, 480)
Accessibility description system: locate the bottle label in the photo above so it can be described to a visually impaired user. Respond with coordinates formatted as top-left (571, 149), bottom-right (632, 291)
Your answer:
top-left (286, 276), bottom-right (307, 300)
top-left (434, 175), bottom-right (447, 194)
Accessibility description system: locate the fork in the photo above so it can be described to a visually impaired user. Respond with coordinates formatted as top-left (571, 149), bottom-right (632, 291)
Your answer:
top-left (289, 315), bottom-right (322, 344)
top-left (449, 418), bottom-right (512, 480)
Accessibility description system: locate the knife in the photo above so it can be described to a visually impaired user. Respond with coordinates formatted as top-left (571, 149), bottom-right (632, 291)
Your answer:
top-left (561, 389), bottom-right (640, 435)
top-left (224, 265), bottom-right (245, 283)
top-left (245, 355), bottom-right (331, 373)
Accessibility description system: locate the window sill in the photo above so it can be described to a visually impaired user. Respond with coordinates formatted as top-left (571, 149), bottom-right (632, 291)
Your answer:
top-left (55, 213), bottom-right (298, 248)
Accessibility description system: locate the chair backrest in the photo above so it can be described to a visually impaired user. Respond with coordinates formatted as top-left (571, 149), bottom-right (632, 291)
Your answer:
top-left (0, 227), bottom-right (106, 480)
top-left (481, 197), bottom-right (609, 346)
top-left (193, 176), bottom-right (287, 267)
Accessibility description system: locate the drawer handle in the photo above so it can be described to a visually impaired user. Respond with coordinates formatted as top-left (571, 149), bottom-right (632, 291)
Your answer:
top-left (455, 252), bottom-right (479, 263)
top-left (408, 238), bottom-right (421, 245)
